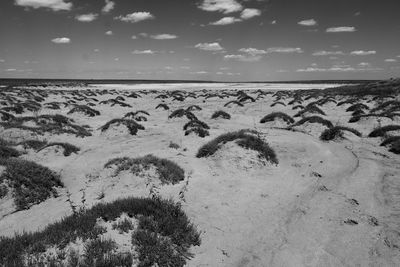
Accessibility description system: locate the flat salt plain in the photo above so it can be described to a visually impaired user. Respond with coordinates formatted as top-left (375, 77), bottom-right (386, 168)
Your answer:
top-left (1, 81), bottom-right (400, 266)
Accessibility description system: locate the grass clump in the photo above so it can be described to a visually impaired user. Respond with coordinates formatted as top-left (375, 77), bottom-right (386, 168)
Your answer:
top-left (68, 105), bottom-right (100, 117)
top-left (37, 142), bottom-right (80, 156)
top-left (99, 118), bottom-right (145, 135)
top-left (0, 144), bottom-right (20, 159)
top-left (211, 110), bottom-right (231, 120)
top-left (320, 126), bottom-right (362, 141)
top-left (294, 105), bottom-right (326, 117)
top-left (224, 101), bottom-right (244, 107)
top-left (105, 154), bottom-right (185, 184)
top-left (0, 197), bottom-right (200, 267)
top-left (270, 101), bottom-right (286, 107)
top-left (291, 116), bottom-right (333, 128)
top-left (368, 125), bottom-right (400, 137)
top-left (260, 112), bottom-right (294, 124)
top-left (155, 103), bottom-right (169, 110)
top-left (0, 158), bottom-right (63, 210)
top-left (196, 130), bottom-right (278, 164)
top-left (18, 139), bottom-right (48, 150)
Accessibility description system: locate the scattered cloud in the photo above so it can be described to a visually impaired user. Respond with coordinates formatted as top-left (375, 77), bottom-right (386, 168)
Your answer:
top-left (0, 59), bottom-right (5, 63)
top-left (192, 71), bottom-right (208, 74)
top-left (131, 50), bottom-right (156, 54)
top-left (350, 50), bottom-right (376, 56)
top-left (266, 47), bottom-right (303, 53)
top-left (105, 30), bottom-right (113, 35)
top-left (240, 8), bottom-right (261, 20)
top-left (385, 58), bottom-right (397, 62)
top-left (114, 12), bottom-right (154, 23)
top-left (102, 0), bottom-right (115, 13)
top-left (195, 42), bottom-right (224, 51)
top-left (75, 13), bottom-right (98, 22)
top-left (14, 0), bottom-right (72, 11)
top-left (131, 35), bottom-right (137, 39)
top-left (210, 17), bottom-right (241, 25)
top-left (271, 20), bottom-right (277, 24)
top-left (312, 50), bottom-right (344, 56)
top-left (298, 19), bottom-right (317, 26)
top-left (6, 68), bottom-right (17, 72)
top-left (198, 0), bottom-right (243, 14)
top-left (297, 65), bottom-right (382, 72)
top-left (51, 37), bottom-right (70, 44)
top-left (150, 34), bottom-right (178, 40)
top-left (358, 62), bottom-right (370, 67)
top-left (326, 26), bottom-right (356, 33)
top-left (238, 47), bottom-right (266, 55)
top-left (224, 54), bottom-right (262, 62)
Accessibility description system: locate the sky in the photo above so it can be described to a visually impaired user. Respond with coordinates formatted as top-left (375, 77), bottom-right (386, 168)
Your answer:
top-left (0, 0), bottom-right (400, 81)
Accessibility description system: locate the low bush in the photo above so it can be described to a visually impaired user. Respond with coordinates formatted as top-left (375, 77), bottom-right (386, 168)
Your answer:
top-left (99, 119), bottom-right (145, 135)
top-left (37, 142), bottom-right (80, 156)
top-left (260, 112), bottom-right (294, 124)
top-left (368, 125), bottom-right (400, 137)
top-left (0, 197), bottom-right (200, 267)
top-left (185, 127), bottom-right (210, 138)
top-left (320, 126), bottom-right (362, 141)
top-left (224, 101), bottom-right (244, 107)
top-left (291, 116), bottom-right (333, 128)
top-left (196, 130), bottom-right (278, 164)
top-left (68, 105), bottom-right (100, 117)
top-left (18, 139), bottom-right (48, 150)
top-left (346, 103), bottom-right (369, 112)
top-left (0, 144), bottom-right (20, 159)
top-left (105, 154), bottom-right (184, 184)
top-left (155, 103), bottom-right (169, 110)
top-left (294, 105), bottom-right (326, 117)
top-left (211, 110), bottom-right (231, 120)
top-left (0, 158), bottom-right (63, 210)
top-left (270, 101), bottom-right (286, 107)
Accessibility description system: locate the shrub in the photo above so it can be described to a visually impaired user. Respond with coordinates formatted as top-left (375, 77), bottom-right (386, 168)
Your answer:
top-left (37, 142), bottom-right (80, 156)
top-left (320, 126), bottom-right (362, 141)
top-left (346, 103), bottom-right (369, 112)
top-left (185, 127), bottom-right (210, 138)
top-left (68, 105), bottom-right (100, 117)
top-left (388, 140), bottom-right (400, 154)
top-left (211, 110), bottom-right (231, 120)
top-left (183, 120), bottom-right (210, 131)
top-left (18, 139), bottom-right (48, 150)
top-left (196, 130), bottom-right (278, 164)
top-left (292, 105), bottom-right (304, 110)
top-left (112, 218), bottom-right (135, 233)
top-left (380, 136), bottom-right (400, 147)
top-left (186, 105), bottom-right (202, 111)
top-left (0, 158), bottom-right (63, 210)
top-left (348, 114), bottom-right (392, 123)
top-left (0, 144), bottom-right (20, 159)
top-left (224, 101), bottom-right (244, 107)
top-left (294, 105), bottom-right (326, 117)
top-left (169, 142), bottom-right (180, 149)
top-left (260, 112), bottom-right (294, 124)
top-left (99, 119), bottom-right (145, 135)
top-left (368, 125), bottom-right (400, 137)
top-left (291, 116), bottom-right (333, 128)
top-left (0, 197), bottom-right (200, 267)
top-left (169, 109), bottom-right (186, 119)
top-left (105, 155), bottom-right (185, 184)
top-left (270, 101), bottom-right (286, 107)
top-left (156, 103), bottom-right (169, 110)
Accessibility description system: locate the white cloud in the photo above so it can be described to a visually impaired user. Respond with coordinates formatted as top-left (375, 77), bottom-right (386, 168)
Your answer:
top-left (385, 58), bottom-right (397, 62)
top-left (238, 47), bottom-right (267, 55)
top-left (358, 62), bottom-right (370, 67)
top-left (297, 65), bottom-right (382, 72)
top-left (150, 34), bottom-right (178, 40)
top-left (298, 19), bottom-right (317, 26)
top-left (224, 54), bottom-right (262, 62)
top-left (15, 0), bottom-right (72, 11)
top-left (240, 8), bottom-right (261, 20)
top-left (102, 0), bottom-right (115, 13)
top-left (51, 37), bottom-right (70, 44)
top-left (0, 59), bottom-right (5, 63)
top-left (326, 26), bottom-right (356, 33)
top-left (193, 71), bottom-right (208, 74)
top-left (266, 47), bottom-right (303, 53)
top-left (75, 13), bottom-right (98, 22)
top-left (198, 0), bottom-right (243, 14)
top-left (132, 50), bottom-right (155, 54)
top-left (131, 35), bottom-right (137, 39)
top-left (350, 50), bottom-right (376, 56)
top-left (210, 17), bottom-right (241, 25)
top-left (195, 42), bottom-right (224, 51)
top-left (114, 12), bottom-right (154, 23)
top-left (105, 30), bottom-right (113, 35)
top-left (271, 20), bottom-right (277, 24)
top-left (6, 68), bottom-right (17, 72)
top-left (312, 50), bottom-right (344, 56)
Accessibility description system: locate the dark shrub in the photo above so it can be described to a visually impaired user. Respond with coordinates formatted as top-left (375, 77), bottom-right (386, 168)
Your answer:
top-left (260, 112), bottom-right (294, 124)
top-left (211, 110), bottom-right (231, 120)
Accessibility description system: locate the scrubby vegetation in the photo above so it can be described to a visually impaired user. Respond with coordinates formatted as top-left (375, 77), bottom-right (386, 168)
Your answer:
top-left (294, 105), bottom-right (326, 117)
top-left (260, 112), bottom-right (294, 124)
top-left (291, 116), bottom-right (333, 128)
top-left (320, 126), bottom-right (362, 141)
top-left (99, 119), bottom-right (145, 135)
top-left (211, 110), bottom-right (231, 120)
top-left (368, 125), bottom-right (400, 137)
top-left (37, 142), bottom-right (80, 156)
top-left (105, 154), bottom-right (185, 184)
top-left (0, 158), bottom-right (63, 210)
top-left (0, 197), bottom-right (200, 267)
top-left (196, 130), bottom-right (278, 164)
top-left (224, 101), bottom-right (244, 107)
top-left (68, 105), bottom-right (100, 117)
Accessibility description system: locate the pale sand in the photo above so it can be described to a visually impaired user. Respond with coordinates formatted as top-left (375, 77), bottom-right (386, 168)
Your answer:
top-left (0, 84), bottom-right (399, 266)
